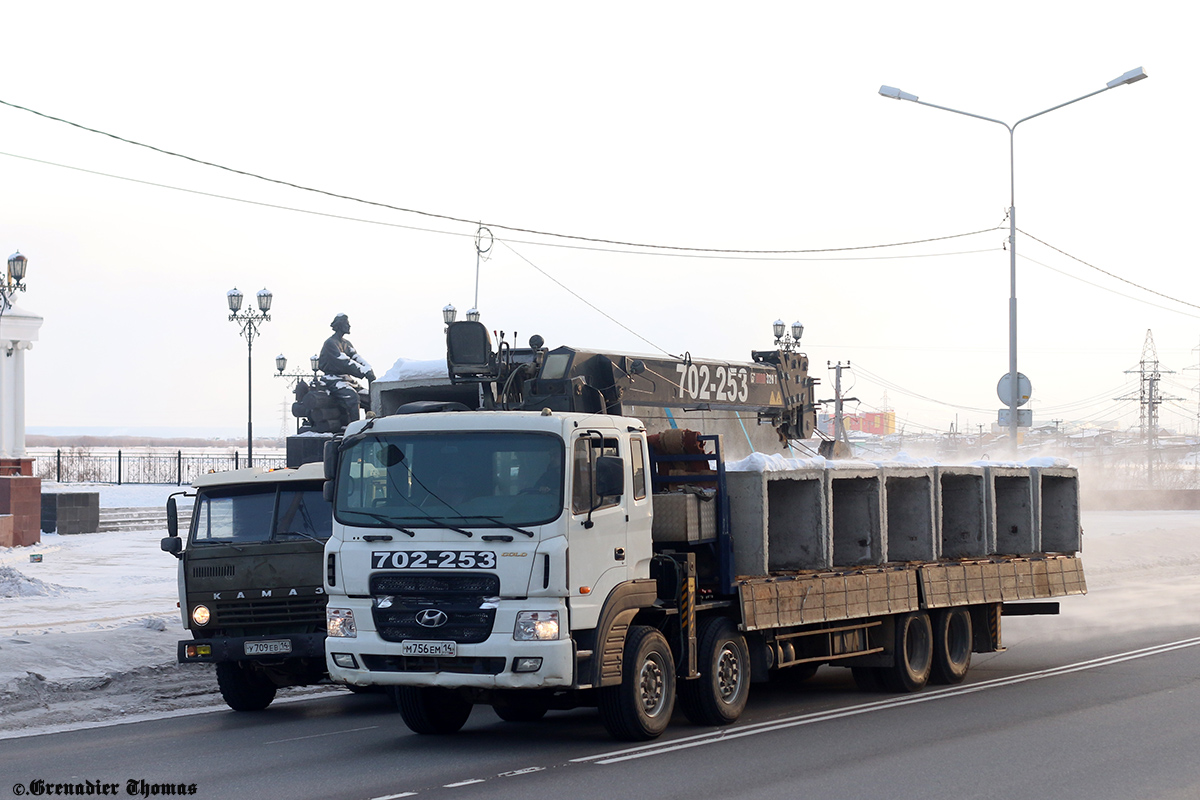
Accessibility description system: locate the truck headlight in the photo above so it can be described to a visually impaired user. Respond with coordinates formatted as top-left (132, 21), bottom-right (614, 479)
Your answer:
top-left (327, 608), bottom-right (357, 638)
top-left (514, 610), bottom-right (559, 641)
top-left (191, 604), bottom-right (211, 626)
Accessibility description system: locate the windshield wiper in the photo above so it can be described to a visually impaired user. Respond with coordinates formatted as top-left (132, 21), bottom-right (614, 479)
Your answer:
top-left (445, 515), bottom-right (535, 538)
top-left (358, 512), bottom-right (416, 537)
top-left (357, 511), bottom-right (473, 538)
top-left (275, 529), bottom-right (325, 544)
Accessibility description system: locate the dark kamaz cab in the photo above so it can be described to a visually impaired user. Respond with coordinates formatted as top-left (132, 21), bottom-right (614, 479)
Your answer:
top-left (161, 462), bottom-right (331, 711)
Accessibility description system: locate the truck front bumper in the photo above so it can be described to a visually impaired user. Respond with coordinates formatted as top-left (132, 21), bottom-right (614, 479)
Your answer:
top-left (178, 632), bottom-right (325, 664)
top-left (324, 598), bottom-right (576, 690)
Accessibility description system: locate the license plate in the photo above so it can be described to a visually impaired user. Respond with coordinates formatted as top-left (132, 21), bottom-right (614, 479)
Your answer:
top-left (400, 640), bottom-right (457, 657)
top-left (244, 639), bottom-right (292, 656)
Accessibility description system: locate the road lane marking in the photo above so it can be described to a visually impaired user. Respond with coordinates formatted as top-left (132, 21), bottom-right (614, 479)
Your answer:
top-left (499, 767), bottom-right (545, 777)
top-left (444, 779), bottom-right (486, 788)
top-left (370, 793), bottom-right (417, 799)
top-left (266, 724), bottom-right (379, 744)
top-left (573, 635), bottom-right (1200, 765)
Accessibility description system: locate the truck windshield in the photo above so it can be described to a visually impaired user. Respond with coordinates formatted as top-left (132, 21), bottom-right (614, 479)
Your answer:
top-left (336, 432), bottom-right (564, 529)
top-left (190, 483), bottom-right (332, 544)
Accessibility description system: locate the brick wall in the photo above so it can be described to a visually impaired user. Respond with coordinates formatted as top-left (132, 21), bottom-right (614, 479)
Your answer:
top-left (0, 475), bottom-right (42, 546)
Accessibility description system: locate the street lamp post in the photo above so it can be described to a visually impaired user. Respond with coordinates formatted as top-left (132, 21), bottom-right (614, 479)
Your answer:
top-left (227, 287), bottom-right (273, 467)
top-left (0, 251), bottom-right (29, 318)
top-left (275, 353), bottom-right (321, 434)
top-left (879, 67), bottom-right (1148, 453)
top-left (773, 319), bottom-right (805, 353)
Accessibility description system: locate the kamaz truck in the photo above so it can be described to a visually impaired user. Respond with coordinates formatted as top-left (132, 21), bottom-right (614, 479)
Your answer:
top-left (322, 321), bottom-right (1084, 740)
top-left (161, 462), bottom-right (332, 710)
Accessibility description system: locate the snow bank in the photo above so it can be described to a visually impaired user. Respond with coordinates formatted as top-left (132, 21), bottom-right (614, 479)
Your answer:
top-left (0, 565), bottom-right (84, 598)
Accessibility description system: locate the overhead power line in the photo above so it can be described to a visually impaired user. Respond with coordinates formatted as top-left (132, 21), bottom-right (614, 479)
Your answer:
top-left (0, 96), bottom-right (998, 255)
top-left (1020, 229), bottom-right (1200, 312)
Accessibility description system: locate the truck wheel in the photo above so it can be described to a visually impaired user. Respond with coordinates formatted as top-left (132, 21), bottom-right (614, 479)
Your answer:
top-left (678, 617), bottom-right (750, 726)
top-left (930, 608), bottom-right (973, 685)
top-left (880, 612), bottom-right (933, 693)
top-left (215, 662), bottom-right (277, 711)
top-left (492, 690), bottom-right (550, 722)
top-left (598, 625), bottom-right (676, 741)
top-left (395, 686), bottom-right (473, 735)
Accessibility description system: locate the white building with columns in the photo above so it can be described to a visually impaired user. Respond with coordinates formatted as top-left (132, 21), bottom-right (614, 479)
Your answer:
top-left (0, 302), bottom-right (43, 458)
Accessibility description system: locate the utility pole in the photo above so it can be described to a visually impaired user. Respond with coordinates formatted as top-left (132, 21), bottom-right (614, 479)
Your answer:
top-left (820, 361), bottom-right (859, 456)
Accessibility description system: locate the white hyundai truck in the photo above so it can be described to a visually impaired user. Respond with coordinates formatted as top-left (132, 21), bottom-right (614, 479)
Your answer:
top-left (323, 321), bottom-right (1084, 740)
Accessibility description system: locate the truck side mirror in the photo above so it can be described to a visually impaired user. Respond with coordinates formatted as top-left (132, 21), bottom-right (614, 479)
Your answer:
top-left (160, 536), bottom-right (182, 557)
top-left (324, 439), bottom-right (338, 481)
top-left (166, 496), bottom-right (179, 538)
top-left (594, 456), bottom-right (625, 499)
top-left (323, 439), bottom-right (338, 502)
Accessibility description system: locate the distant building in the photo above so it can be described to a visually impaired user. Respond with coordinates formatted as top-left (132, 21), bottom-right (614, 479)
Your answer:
top-left (818, 411), bottom-right (896, 436)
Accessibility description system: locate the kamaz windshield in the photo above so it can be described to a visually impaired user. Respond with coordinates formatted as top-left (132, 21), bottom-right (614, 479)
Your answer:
top-left (335, 431), bottom-right (564, 529)
top-left (190, 483), bottom-right (332, 544)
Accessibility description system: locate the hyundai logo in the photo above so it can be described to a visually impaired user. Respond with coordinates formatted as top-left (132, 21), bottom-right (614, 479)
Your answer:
top-left (415, 609), bottom-right (449, 628)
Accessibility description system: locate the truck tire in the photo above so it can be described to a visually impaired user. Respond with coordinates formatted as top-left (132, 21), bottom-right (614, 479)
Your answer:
top-left (215, 662), bottom-right (277, 711)
top-left (598, 625), bottom-right (676, 741)
top-left (492, 690), bottom-right (550, 722)
top-left (930, 607), bottom-right (973, 685)
top-left (678, 617), bottom-right (750, 726)
top-left (394, 686), bottom-right (473, 735)
top-left (880, 612), bottom-right (933, 693)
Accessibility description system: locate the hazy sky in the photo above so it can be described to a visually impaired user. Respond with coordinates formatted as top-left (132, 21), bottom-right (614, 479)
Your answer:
top-left (2, 2), bottom-right (1194, 440)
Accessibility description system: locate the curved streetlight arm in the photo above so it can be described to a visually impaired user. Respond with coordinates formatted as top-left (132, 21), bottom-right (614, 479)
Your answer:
top-left (878, 68), bottom-right (1148, 453)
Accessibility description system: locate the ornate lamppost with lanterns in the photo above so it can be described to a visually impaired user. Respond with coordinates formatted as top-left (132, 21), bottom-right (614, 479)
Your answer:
top-left (773, 319), bottom-right (804, 353)
top-left (0, 251), bottom-right (29, 318)
top-left (227, 287), bottom-right (272, 467)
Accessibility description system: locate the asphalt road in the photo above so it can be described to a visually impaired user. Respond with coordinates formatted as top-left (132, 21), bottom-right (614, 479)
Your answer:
top-left (4, 619), bottom-right (1199, 800)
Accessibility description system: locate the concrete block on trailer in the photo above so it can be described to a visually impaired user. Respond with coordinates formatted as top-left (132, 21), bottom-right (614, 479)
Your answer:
top-left (727, 471), bottom-right (769, 576)
top-left (727, 467), bottom-right (831, 573)
top-left (882, 468), bottom-right (936, 562)
top-left (1034, 466), bottom-right (1082, 553)
top-left (828, 466), bottom-right (884, 567)
top-left (985, 466), bottom-right (1036, 555)
top-left (765, 468), bottom-right (829, 571)
top-left (935, 466), bottom-right (987, 559)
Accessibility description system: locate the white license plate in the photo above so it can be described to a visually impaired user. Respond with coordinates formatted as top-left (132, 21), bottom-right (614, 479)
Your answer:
top-left (244, 639), bottom-right (292, 656)
top-left (400, 640), bottom-right (457, 657)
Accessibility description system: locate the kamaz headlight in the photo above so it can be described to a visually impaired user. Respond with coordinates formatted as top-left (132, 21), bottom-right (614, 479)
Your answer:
top-left (191, 604), bottom-right (211, 626)
top-left (514, 610), bottom-right (559, 641)
top-left (327, 608), bottom-right (357, 638)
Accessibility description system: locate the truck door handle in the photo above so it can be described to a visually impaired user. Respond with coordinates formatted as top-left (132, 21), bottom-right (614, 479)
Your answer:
top-left (614, 547), bottom-right (625, 561)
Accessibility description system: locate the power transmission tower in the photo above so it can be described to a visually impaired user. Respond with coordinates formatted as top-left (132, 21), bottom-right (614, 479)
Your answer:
top-left (1183, 336), bottom-right (1200, 436)
top-left (278, 400), bottom-right (290, 442)
top-left (1115, 329), bottom-right (1183, 487)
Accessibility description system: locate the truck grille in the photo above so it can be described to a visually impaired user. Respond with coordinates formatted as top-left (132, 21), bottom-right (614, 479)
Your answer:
top-left (360, 654), bottom-right (505, 674)
top-left (191, 564), bottom-right (235, 578)
top-left (213, 595), bottom-right (326, 627)
top-left (369, 571), bottom-right (499, 644)
top-left (370, 573), bottom-right (500, 595)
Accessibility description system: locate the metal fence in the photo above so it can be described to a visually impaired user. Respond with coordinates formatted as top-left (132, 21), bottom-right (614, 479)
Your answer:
top-left (33, 448), bottom-right (288, 485)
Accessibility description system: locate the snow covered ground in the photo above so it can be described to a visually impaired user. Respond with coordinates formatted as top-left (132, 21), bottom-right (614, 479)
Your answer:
top-left (2, 486), bottom-right (1198, 739)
